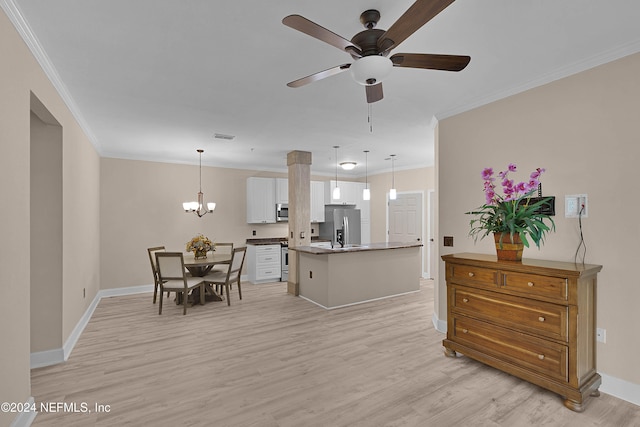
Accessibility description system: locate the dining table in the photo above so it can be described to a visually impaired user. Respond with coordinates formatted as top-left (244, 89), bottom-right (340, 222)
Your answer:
top-left (182, 252), bottom-right (232, 302)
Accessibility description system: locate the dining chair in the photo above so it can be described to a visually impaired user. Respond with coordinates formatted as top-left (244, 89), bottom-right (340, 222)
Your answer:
top-left (208, 242), bottom-right (232, 273)
top-left (203, 246), bottom-right (246, 306)
top-left (147, 246), bottom-right (168, 304)
top-left (155, 252), bottom-right (206, 315)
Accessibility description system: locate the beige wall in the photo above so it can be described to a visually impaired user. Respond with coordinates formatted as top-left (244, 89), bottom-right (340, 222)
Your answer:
top-left (1, 8), bottom-right (101, 427)
top-left (438, 53), bottom-right (640, 386)
top-left (100, 158), bottom-right (293, 288)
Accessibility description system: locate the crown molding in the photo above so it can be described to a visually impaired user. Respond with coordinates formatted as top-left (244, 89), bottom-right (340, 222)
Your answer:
top-left (1, 0), bottom-right (102, 153)
top-left (436, 39), bottom-right (640, 121)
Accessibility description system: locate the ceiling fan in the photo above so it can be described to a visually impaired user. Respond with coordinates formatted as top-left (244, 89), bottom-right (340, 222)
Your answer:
top-left (282, 0), bottom-right (470, 103)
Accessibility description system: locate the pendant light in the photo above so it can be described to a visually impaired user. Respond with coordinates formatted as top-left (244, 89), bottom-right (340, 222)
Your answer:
top-left (332, 145), bottom-right (341, 200)
top-left (362, 150), bottom-right (370, 201)
top-left (183, 149), bottom-right (216, 217)
top-left (389, 154), bottom-right (397, 200)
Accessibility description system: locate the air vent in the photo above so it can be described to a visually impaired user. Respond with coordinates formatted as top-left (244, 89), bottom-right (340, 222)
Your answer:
top-left (214, 133), bottom-right (235, 141)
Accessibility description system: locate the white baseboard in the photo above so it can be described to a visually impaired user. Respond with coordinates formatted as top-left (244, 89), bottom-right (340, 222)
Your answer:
top-left (29, 348), bottom-right (64, 369)
top-left (8, 396), bottom-right (36, 427)
top-left (299, 289), bottom-right (421, 310)
top-left (432, 312), bottom-right (447, 334)
top-left (432, 315), bottom-right (640, 408)
top-left (30, 284), bottom-right (154, 369)
top-left (600, 373), bottom-right (640, 407)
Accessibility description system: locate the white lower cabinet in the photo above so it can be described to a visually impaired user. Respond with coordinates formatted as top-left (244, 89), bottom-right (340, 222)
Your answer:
top-left (247, 244), bottom-right (281, 284)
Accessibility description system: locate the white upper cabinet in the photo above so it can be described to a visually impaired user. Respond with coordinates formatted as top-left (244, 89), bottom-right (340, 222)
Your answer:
top-left (246, 177), bottom-right (276, 223)
top-left (275, 178), bottom-right (288, 204)
top-left (326, 180), bottom-right (361, 205)
top-left (310, 181), bottom-right (325, 223)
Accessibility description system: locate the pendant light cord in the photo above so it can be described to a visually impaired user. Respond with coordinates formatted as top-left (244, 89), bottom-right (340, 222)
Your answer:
top-left (365, 150), bottom-right (368, 188)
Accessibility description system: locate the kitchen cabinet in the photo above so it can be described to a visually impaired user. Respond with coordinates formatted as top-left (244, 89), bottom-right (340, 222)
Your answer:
top-left (441, 253), bottom-right (602, 412)
top-left (310, 181), bottom-right (325, 223)
top-left (326, 180), bottom-right (359, 205)
top-left (246, 177), bottom-right (276, 224)
top-left (246, 244), bottom-right (281, 284)
top-left (275, 178), bottom-right (288, 204)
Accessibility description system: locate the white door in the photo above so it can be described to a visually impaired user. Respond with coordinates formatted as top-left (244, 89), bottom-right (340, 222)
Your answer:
top-left (389, 192), bottom-right (424, 276)
top-left (388, 193), bottom-right (423, 244)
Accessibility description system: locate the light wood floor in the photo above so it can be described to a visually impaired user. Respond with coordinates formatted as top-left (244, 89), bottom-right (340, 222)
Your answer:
top-left (31, 280), bottom-right (639, 427)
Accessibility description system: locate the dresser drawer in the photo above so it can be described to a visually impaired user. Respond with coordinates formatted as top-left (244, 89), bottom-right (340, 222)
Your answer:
top-left (452, 286), bottom-right (568, 341)
top-left (449, 264), bottom-right (498, 288)
top-left (502, 271), bottom-right (568, 301)
top-left (452, 315), bottom-right (568, 382)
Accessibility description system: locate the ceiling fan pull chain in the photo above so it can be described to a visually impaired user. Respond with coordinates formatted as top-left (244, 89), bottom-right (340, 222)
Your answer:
top-left (368, 103), bottom-right (373, 133)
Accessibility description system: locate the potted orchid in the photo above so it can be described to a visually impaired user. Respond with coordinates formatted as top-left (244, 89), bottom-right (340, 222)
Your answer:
top-left (466, 163), bottom-right (555, 260)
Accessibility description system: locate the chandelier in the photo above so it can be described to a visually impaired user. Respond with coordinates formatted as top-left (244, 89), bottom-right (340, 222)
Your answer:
top-left (183, 149), bottom-right (216, 217)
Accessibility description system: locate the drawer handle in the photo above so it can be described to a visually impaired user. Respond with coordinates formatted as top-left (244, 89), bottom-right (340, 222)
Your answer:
top-left (538, 316), bottom-right (545, 322)
top-left (462, 298), bottom-right (469, 303)
top-left (462, 328), bottom-right (469, 334)
top-left (468, 272), bottom-right (475, 277)
top-left (527, 281), bottom-right (534, 287)
top-left (538, 354), bottom-right (545, 360)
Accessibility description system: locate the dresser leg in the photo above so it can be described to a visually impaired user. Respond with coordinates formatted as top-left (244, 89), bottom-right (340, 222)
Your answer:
top-left (563, 398), bottom-right (585, 412)
top-left (443, 347), bottom-right (457, 358)
top-left (590, 389), bottom-right (601, 397)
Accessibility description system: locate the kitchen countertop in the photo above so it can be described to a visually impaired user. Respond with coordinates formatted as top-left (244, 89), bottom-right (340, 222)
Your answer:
top-left (290, 241), bottom-right (422, 254)
top-left (245, 237), bottom-right (331, 246)
top-left (245, 238), bottom-right (287, 245)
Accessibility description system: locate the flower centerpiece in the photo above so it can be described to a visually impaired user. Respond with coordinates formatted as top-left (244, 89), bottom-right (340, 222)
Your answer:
top-left (466, 163), bottom-right (555, 261)
top-left (186, 234), bottom-right (213, 259)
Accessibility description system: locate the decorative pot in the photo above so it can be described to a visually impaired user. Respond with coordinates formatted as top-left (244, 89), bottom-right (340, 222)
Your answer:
top-left (493, 232), bottom-right (523, 261)
top-left (193, 249), bottom-right (208, 259)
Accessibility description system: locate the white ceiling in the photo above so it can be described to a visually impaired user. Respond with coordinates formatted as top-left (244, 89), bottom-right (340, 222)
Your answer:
top-left (7, 0), bottom-right (640, 176)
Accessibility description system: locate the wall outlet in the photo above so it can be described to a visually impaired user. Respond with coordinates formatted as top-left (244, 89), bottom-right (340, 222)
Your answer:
top-left (596, 328), bottom-right (606, 343)
top-left (565, 194), bottom-right (588, 218)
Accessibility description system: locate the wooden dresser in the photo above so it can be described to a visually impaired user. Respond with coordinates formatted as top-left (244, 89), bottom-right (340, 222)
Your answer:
top-left (441, 253), bottom-right (602, 412)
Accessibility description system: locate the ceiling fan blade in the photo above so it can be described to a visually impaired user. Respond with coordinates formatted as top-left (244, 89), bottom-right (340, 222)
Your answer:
top-left (283, 15), bottom-right (362, 56)
top-left (365, 83), bottom-right (384, 104)
top-left (287, 64), bottom-right (351, 88)
top-left (390, 53), bottom-right (470, 71)
top-left (377, 0), bottom-right (455, 53)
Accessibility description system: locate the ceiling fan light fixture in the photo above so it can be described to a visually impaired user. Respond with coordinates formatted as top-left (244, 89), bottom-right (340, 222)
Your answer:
top-left (350, 55), bottom-right (393, 86)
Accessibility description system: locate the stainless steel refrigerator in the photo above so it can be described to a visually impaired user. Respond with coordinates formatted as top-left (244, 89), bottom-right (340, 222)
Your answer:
top-left (319, 205), bottom-right (361, 248)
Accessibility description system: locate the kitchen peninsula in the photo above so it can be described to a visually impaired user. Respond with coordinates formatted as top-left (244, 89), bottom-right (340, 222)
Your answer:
top-left (290, 242), bottom-right (422, 309)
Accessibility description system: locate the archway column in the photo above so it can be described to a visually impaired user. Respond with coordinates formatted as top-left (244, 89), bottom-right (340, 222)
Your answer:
top-left (286, 151), bottom-right (311, 295)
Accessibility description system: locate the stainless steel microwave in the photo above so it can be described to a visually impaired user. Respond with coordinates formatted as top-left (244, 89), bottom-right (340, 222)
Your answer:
top-left (276, 203), bottom-right (288, 222)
